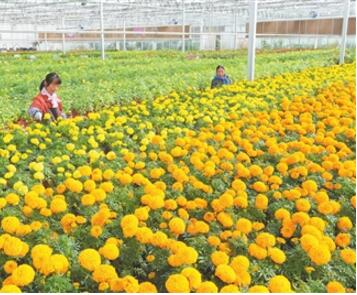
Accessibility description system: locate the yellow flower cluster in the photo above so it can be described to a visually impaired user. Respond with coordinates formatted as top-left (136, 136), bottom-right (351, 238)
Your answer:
top-left (0, 63), bottom-right (355, 292)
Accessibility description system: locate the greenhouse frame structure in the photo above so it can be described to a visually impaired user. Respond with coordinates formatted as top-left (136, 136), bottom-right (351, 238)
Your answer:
top-left (0, 0), bottom-right (356, 80)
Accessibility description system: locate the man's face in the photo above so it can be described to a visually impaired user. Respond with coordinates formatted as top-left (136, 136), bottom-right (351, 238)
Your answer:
top-left (217, 68), bottom-right (225, 77)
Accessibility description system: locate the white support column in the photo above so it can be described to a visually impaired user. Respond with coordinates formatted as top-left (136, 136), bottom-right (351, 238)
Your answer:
top-left (339, 0), bottom-right (350, 64)
top-left (182, 0), bottom-right (185, 52)
top-left (209, 0), bottom-right (213, 50)
top-left (314, 38), bottom-right (318, 49)
top-left (100, 0), bottom-right (105, 60)
top-left (34, 24), bottom-right (39, 51)
top-left (199, 19), bottom-right (204, 50)
top-left (123, 19), bottom-right (126, 51)
top-left (247, 0), bottom-right (258, 81)
top-left (61, 17), bottom-right (66, 54)
top-left (234, 10), bottom-right (238, 50)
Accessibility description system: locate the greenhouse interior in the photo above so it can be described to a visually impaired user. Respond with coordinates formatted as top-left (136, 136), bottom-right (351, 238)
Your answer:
top-left (0, 0), bottom-right (356, 294)
top-left (0, 0), bottom-right (356, 52)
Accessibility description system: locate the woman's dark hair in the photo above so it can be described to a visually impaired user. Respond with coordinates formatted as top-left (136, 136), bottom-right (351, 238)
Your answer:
top-left (39, 72), bottom-right (62, 91)
top-left (216, 65), bottom-right (225, 72)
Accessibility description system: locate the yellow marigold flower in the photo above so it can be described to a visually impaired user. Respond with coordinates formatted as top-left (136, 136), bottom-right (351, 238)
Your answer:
top-left (103, 169), bottom-right (114, 180)
top-left (50, 197), bottom-right (67, 214)
top-left (121, 275), bottom-right (139, 293)
top-left (83, 179), bottom-right (96, 192)
top-left (110, 278), bottom-right (124, 292)
top-left (3, 236), bottom-right (28, 258)
top-left (220, 284), bottom-right (239, 293)
top-left (81, 194), bottom-right (95, 206)
top-left (5, 193), bottom-right (19, 206)
top-left (300, 234), bottom-right (319, 252)
top-left (120, 214), bottom-right (139, 238)
top-left (50, 254), bottom-right (69, 274)
top-left (217, 212), bottom-right (233, 228)
top-left (301, 225), bottom-right (322, 239)
top-left (138, 281), bottom-right (157, 293)
top-left (211, 251), bottom-right (229, 266)
top-left (231, 179), bottom-right (246, 191)
top-left (135, 227), bottom-right (153, 244)
top-left (215, 264), bottom-right (236, 283)
top-left (313, 191), bottom-right (329, 204)
top-left (66, 178), bottom-right (83, 193)
top-left (134, 206), bottom-right (149, 221)
top-left (291, 212), bottom-right (310, 226)
top-left (302, 180), bottom-right (318, 193)
top-left (326, 281), bottom-right (345, 293)
top-left (236, 218), bottom-right (252, 234)
top-left (146, 254), bottom-right (155, 262)
top-left (317, 201), bottom-right (334, 215)
top-left (207, 235), bottom-right (220, 247)
top-left (274, 208), bottom-right (290, 220)
top-left (248, 285), bottom-right (270, 293)
top-left (268, 275), bottom-right (292, 293)
top-left (78, 249), bottom-right (101, 271)
top-left (252, 181), bottom-right (268, 193)
top-left (106, 151), bottom-right (116, 161)
top-left (268, 247), bottom-right (286, 264)
top-left (230, 255), bottom-right (249, 272)
top-left (340, 248), bottom-right (356, 264)
top-left (4, 260), bottom-right (17, 274)
top-left (256, 232), bottom-right (276, 248)
top-left (90, 225), bottom-right (103, 238)
top-left (235, 270), bottom-right (251, 287)
top-left (3, 133), bottom-right (13, 143)
top-left (0, 197), bottom-right (7, 209)
top-left (351, 195), bottom-right (356, 208)
top-left (31, 244), bottom-right (52, 269)
top-left (248, 243), bottom-right (267, 260)
top-left (168, 217), bottom-right (186, 235)
top-left (98, 282), bottom-right (109, 291)
top-left (164, 199), bottom-right (177, 210)
top-left (165, 274), bottom-right (190, 293)
top-left (249, 164), bottom-right (264, 177)
top-left (1, 216), bottom-right (21, 234)
top-left (56, 183), bottom-right (67, 194)
top-left (11, 264), bottom-right (35, 286)
top-left (0, 285), bottom-right (22, 293)
top-left (321, 236), bottom-right (335, 252)
top-left (308, 244), bottom-right (331, 265)
top-left (196, 281), bottom-right (218, 293)
top-left (91, 188), bottom-right (106, 202)
top-left (181, 267), bottom-right (202, 290)
top-left (337, 216), bottom-right (353, 232)
top-left (100, 181), bottom-right (114, 193)
top-left (295, 198), bottom-right (311, 212)
top-left (305, 266), bottom-right (315, 273)
top-left (255, 194), bottom-right (268, 210)
top-left (99, 243), bottom-right (120, 260)
top-left (92, 264), bottom-right (117, 283)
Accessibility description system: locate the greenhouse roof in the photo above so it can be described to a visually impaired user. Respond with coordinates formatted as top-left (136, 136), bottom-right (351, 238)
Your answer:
top-left (0, 0), bottom-right (356, 29)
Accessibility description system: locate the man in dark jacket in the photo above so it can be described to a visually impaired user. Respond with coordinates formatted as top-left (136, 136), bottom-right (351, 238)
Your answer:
top-left (211, 65), bottom-right (232, 88)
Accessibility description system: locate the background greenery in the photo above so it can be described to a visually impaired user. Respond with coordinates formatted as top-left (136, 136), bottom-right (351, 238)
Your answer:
top-left (0, 48), bottom-right (355, 124)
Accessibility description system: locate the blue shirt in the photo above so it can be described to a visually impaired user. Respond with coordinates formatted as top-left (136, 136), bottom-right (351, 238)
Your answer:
top-left (211, 75), bottom-right (232, 88)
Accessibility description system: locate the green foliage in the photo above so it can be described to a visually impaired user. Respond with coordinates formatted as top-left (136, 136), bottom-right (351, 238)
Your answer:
top-left (280, 246), bottom-right (310, 281)
top-left (0, 48), bottom-right (351, 124)
top-left (41, 275), bottom-right (74, 293)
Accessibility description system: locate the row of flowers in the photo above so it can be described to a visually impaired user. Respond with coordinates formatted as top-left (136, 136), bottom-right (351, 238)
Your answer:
top-left (0, 63), bottom-right (355, 292)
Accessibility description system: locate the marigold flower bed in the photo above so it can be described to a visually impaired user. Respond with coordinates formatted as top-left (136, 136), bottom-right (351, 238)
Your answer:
top-left (0, 63), bottom-right (355, 293)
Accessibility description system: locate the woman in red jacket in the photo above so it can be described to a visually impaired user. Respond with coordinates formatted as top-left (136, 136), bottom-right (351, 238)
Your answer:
top-left (28, 72), bottom-right (66, 121)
